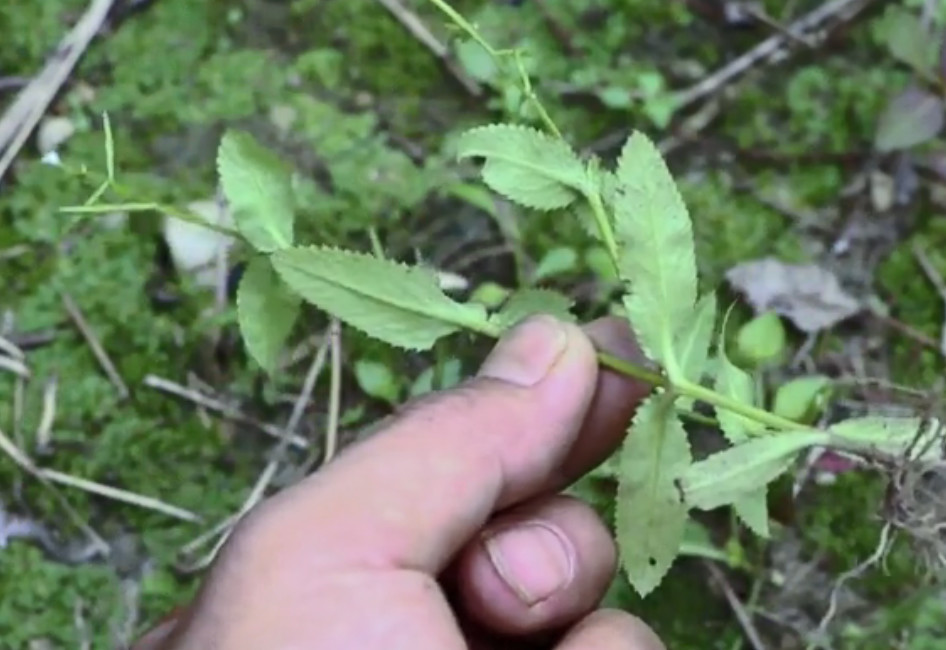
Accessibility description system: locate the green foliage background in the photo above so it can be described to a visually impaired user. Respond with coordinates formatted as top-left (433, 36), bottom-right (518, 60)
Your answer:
top-left (2, 0), bottom-right (946, 647)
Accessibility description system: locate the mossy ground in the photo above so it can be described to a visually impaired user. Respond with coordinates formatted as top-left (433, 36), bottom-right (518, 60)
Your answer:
top-left (2, 0), bottom-right (945, 647)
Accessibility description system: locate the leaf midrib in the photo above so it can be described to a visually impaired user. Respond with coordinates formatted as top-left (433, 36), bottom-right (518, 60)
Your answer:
top-left (469, 148), bottom-right (586, 192)
top-left (277, 254), bottom-right (493, 335)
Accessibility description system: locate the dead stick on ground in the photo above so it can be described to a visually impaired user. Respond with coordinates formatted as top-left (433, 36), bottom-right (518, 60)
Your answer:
top-left (0, 0), bottom-right (115, 183)
top-left (672, 0), bottom-right (874, 111)
top-left (373, 0), bottom-right (482, 97)
top-left (704, 560), bottom-right (768, 650)
top-left (61, 293), bottom-right (130, 399)
top-left (323, 319), bottom-right (343, 466)
top-left (0, 426), bottom-right (110, 554)
top-left (0, 424), bottom-right (200, 522)
top-left (35, 374), bottom-right (58, 451)
top-left (143, 374), bottom-right (310, 449)
top-left (178, 330), bottom-right (333, 570)
top-left (0, 333), bottom-right (25, 360)
top-left (813, 522), bottom-right (893, 646)
top-left (0, 355), bottom-right (30, 379)
top-left (912, 241), bottom-right (946, 354)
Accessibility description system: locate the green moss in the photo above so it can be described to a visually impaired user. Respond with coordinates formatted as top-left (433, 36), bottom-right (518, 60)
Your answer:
top-left (607, 561), bottom-right (739, 650)
top-left (679, 172), bottom-right (806, 288)
top-left (877, 217), bottom-right (946, 387)
top-left (0, 544), bottom-right (122, 647)
top-left (796, 471), bottom-right (946, 644)
top-left (0, 0), bottom-right (89, 71)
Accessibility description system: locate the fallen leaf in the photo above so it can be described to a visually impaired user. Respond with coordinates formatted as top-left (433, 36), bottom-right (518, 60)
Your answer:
top-left (725, 258), bottom-right (861, 333)
top-left (875, 86), bottom-right (944, 152)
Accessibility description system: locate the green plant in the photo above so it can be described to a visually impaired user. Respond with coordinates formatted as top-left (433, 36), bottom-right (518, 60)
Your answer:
top-left (61, 0), bottom-right (945, 601)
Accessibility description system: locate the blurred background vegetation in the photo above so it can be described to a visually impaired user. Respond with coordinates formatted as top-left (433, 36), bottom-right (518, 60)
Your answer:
top-left (2, 0), bottom-right (946, 647)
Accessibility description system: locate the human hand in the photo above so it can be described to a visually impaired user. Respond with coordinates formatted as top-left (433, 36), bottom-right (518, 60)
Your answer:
top-left (134, 316), bottom-right (664, 649)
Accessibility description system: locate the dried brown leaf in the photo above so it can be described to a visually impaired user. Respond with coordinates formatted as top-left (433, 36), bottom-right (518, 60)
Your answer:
top-left (725, 258), bottom-right (861, 333)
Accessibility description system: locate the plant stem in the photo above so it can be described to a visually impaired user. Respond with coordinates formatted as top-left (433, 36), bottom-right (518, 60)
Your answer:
top-left (58, 163), bottom-right (239, 238)
top-left (597, 351), bottom-right (665, 387)
top-left (676, 378), bottom-right (809, 432)
top-left (512, 52), bottom-right (562, 139)
top-left (425, 0), bottom-right (562, 138)
top-left (426, 0), bottom-right (498, 56)
top-left (586, 190), bottom-right (620, 268)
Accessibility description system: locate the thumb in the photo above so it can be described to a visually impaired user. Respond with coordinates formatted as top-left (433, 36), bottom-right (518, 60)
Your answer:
top-left (241, 315), bottom-right (600, 575)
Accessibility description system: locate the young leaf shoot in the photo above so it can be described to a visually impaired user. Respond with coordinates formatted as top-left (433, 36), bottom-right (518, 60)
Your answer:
top-left (218, 130), bottom-right (296, 252)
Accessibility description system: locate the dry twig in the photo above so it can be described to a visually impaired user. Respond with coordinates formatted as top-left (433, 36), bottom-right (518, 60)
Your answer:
top-left (0, 427), bottom-right (110, 555)
top-left (704, 560), bottom-right (768, 650)
top-left (62, 292), bottom-right (130, 399)
top-left (912, 241), bottom-right (946, 354)
top-left (177, 330), bottom-right (333, 571)
top-left (35, 374), bottom-right (59, 451)
top-left (0, 424), bottom-right (199, 523)
top-left (0, 0), bottom-right (115, 183)
top-left (673, 0), bottom-right (875, 111)
top-left (812, 522), bottom-right (894, 647)
top-left (143, 374), bottom-right (309, 449)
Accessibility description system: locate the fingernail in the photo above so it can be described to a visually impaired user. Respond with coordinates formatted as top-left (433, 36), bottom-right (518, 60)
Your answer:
top-left (478, 316), bottom-right (569, 387)
top-left (483, 521), bottom-right (576, 606)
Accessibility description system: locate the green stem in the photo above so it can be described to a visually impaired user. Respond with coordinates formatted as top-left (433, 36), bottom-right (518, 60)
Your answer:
top-left (426, 0), bottom-right (498, 57)
top-left (425, 0), bottom-right (561, 138)
top-left (58, 163), bottom-right (239, 238)
top-left (677, 378), bottom-right (810, 432)
top-left (577, 140), bottom-right (805, 433)
top-left (512, 52), bottom-right (561, 139)
top-left (586, 190), bottom-right (620, 268)
top-left (597, 351), bottom-right (665, 387)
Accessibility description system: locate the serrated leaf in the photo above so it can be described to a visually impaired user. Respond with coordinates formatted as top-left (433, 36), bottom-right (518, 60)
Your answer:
top-left (218, 130), bottom-right (295, 252)
top-left (456, 124), bottom-right (588, 211)
top-left (678, 292), bottom-right (717, 385)
top-left (271, 246), bottom-right (489, 350)
top-left (615, 393), bottom-right (692, 597)
top-left (614, 131), bottom-right (698, 366)
top-left (875, 87), bottom-right (944, 152)
top-left (682, 431), bottom-right (828, 511)
top-left (237, 257), bottom-right (301, 373)
top-left (734, 490), bottom-right (770, 538)
top-left (772, 375), bottom-right (832, 424)
top-left (830, 415), bottom-right (943, 460)
top-left (489, 288), bottom-right (575, 330)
